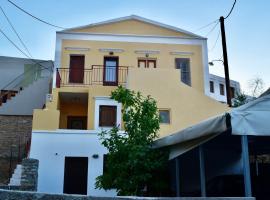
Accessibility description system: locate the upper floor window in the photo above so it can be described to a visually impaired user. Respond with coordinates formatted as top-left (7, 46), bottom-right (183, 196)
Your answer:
top-left (138, 58), bottom-right (156, 68)
top-left (175, 58), bottom-right (191, 86)
top-left (159, 109), bottom-right (170, 124)
top-left (99, 105), bottom-right (117, 127)
top-left (210, 81), bottom-right (215, 93)
top-left (230, 87), bottom-right (235, 98)
top-left (219, 84), bottom-right (225, 96)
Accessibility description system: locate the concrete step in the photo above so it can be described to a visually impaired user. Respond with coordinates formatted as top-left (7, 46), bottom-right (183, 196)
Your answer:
top-left (8, 164), bottom-right (22, 186)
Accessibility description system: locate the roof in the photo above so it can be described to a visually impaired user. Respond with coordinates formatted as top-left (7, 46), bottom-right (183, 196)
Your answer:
top-left (60, 15), bottom-right (204, 39)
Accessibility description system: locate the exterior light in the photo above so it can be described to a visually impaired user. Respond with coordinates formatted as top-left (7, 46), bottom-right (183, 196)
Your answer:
top-left (92, 154), bottom-right (99, 159)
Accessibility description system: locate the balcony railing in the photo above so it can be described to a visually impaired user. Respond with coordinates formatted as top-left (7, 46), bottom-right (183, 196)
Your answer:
top-left (56, 65), bottom-right (128, 88)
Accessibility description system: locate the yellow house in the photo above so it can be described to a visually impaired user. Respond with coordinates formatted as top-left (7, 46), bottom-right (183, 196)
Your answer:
top-left (29, 15), bottom-right (228, 196)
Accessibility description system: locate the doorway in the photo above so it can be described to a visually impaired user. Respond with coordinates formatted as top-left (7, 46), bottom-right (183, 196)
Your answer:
top-left (63, 157), bottom-right (88, 195)
top-left (69, 55), bottom-right (85, 83)
top-left (67, 116), bottom-right (87, 130)
top-left (103, 57), bottom-right (118, 86)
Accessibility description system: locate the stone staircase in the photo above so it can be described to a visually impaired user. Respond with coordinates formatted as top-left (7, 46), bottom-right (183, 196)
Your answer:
top-left (8, 164), bottom-right (22, 186)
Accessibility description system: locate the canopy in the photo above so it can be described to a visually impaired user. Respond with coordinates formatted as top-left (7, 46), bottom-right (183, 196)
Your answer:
top-left (231, 94), bottom-right (270, 135)
top-left (154, 93), bottom-right (270, 160)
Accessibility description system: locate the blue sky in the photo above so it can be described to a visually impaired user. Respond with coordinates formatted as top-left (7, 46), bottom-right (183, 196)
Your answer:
top-left (0, 0), bottom-right (269, 93)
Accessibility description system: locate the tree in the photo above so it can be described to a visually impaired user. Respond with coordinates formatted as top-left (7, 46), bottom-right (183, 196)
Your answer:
top-left (232, 92), bottom-right (249, 107)
top-left (95, 86), bottom-right (168, 196)
top-left (248, 77), bottom-right (264, 97)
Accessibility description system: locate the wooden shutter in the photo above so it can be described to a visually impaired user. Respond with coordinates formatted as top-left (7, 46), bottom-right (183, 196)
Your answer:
top-left (99, 106), bottom-right (117, 127)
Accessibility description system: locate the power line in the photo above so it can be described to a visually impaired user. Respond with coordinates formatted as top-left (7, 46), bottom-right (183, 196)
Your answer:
top-left (209, 30), bottom-right (220, 52)
top-left (225, 0), bottom-right (237, 19)
top-left (7, 0), bottom-right (66, 29)
top-left (205, 21), bottom-right (219, 37)
top-left (193, 19), bottom-right (219, 32)
top-left (0, 27), bottom-right (51, 72)
top-left (0, 5), bottom-right (32, 58)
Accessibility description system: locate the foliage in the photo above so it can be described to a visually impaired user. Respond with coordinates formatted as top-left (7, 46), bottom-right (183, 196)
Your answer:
top-left (232, 92), bottom-right (249, 107)
top-left (95, 86), bottom-right (169, 196)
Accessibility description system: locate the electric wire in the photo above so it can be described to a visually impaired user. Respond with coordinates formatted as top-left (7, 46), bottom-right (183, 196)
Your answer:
top-left (205, 21), bottom-right (219, 37)
top-left (7, 0), bottom-right (66, 29)
top-left (0, 27), bottom-right (51, 72)
top-left (0, 5), bottom-right (32, 58)
top-left (209, 30), bottom-right (220, 52)
top-left (224, 0), bottom-right (237, 19)
top-left (193, 19), bottom-right (219, 32)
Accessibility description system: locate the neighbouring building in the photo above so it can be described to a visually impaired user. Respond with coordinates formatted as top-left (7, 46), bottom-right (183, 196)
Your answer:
top-left (28, 15), bottom-right (230, 196)
top-left (208, 74), bottom-right (241, 103)
top-left (0, 56), bottom-right (53, 185)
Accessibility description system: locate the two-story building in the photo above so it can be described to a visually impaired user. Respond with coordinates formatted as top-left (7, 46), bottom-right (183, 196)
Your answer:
top-left (28, 15), bottom-right (229, 196)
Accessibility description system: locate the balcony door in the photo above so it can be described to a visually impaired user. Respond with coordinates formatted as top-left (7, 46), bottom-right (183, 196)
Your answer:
top-left (103, 57), bottom-right (118, 86)
top-left (69, 55), bottom-right (85, 83)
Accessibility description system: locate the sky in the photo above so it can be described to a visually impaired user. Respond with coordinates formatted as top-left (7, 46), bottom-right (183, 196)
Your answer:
top-left (0, 0), bottom-right (269, 94)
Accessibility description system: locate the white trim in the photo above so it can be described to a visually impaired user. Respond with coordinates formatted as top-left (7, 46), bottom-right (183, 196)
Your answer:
top-left (61, 15), bottom-right (204, 39)
top-left (56, 32), bottom-right (206, 45)
top-left (94, 97), bottom-right (122, 130)
top-left (99, 48), bottom-right (124, 53)
top-left (170, 51), bottom-right (194, 56)
top-left (64, 47), bottom-right (90, 51)
top-left (53, 34), bottom-right (62, 88)
top-left (202, 40), bottom-right (210, 96)
top-left (134, 50), bottom-right (160, 54)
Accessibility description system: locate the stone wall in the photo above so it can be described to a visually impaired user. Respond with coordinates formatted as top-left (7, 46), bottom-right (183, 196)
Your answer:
top-left (21, 159), bottom-right (38, 191)
top-left (0, 115), bottom-right (32, 184)
top-left (0, 190), bottom-right (256, 200)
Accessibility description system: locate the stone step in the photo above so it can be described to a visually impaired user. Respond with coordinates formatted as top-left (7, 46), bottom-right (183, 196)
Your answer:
top-left (8, 164), bottom-right (22, 186)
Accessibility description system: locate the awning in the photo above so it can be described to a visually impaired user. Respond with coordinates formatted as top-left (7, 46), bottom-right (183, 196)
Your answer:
top-left (153, 93), bottom-right (270, 160)
top-left (231, 94), bottom-right (270, 135)
top-left (153, 114), bottom-right (229, 160)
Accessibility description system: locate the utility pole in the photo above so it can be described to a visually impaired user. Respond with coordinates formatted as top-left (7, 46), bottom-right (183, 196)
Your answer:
top-left (219, 16), bottom-right (232, 107)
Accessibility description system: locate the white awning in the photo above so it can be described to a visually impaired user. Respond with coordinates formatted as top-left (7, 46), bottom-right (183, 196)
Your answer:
top-left (153, 114), bottom-right (228, 160)
top-left (153, 93), bottom-right (270, 160)
top-left (231, 94), bottom-right (270, 135)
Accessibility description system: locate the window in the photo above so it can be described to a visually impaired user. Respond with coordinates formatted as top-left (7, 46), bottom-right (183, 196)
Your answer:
top-left (159, 109), bottom-right (170, 124)
top-left (175, 58), bottom-right (191, 86)
top-left (230, 87), bottom-right (235, 98)
top-left (99, 105), bottom-right (117, 127)
top-left (210, 81), bottom-right (215, 93)
top-left (138, 58), bottom-right (156, 68)
top-left (219, 84), bottom-right (225, 95)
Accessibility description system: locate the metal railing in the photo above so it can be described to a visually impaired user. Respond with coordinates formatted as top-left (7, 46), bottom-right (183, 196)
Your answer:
top-left (56, 65), bottom-right (129, 87)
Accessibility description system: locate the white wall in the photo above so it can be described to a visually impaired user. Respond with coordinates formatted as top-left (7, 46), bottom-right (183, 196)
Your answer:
top-left (208, 74), bottom-right (241, 103)
top-left (29, 130), bottom-right (117, 196)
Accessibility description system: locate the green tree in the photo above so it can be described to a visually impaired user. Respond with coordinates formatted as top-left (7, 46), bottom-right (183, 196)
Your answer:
top-left (232, 92), bottom-right (249, 107)
top-left (95, 86), bottom-right (168, 196)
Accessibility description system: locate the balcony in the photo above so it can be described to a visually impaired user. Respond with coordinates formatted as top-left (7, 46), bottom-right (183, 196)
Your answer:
top-left (56, 65), bottom-right (128, 88)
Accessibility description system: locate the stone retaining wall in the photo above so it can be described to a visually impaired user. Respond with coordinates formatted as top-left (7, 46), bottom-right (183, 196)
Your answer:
top-left (0, 190), bottom-right (256, 200)
top-left (20, 158), bottom-right (39, 191)
top-left (0, 115), bottom-right (32, 184)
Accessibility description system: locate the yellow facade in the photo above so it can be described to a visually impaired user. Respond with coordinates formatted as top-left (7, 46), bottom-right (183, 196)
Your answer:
top-left (70, 19), bottom-right (192, 37)
top-left (33, 16), bottom-right (228, 138)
